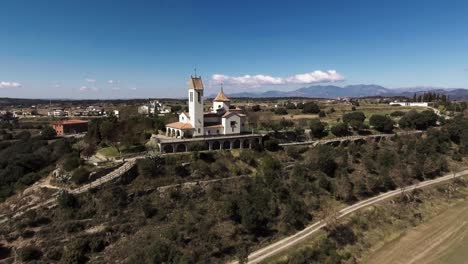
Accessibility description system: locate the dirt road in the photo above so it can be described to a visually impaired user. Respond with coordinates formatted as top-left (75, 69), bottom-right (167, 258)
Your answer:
top-left (365, 199), bottom-right (468, 264)
top-left (230, 170), bottom-right (468, 264)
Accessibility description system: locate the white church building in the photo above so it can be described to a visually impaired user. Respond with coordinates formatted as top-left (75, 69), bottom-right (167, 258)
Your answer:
top-left (165, 75), bottom-right (248, 138)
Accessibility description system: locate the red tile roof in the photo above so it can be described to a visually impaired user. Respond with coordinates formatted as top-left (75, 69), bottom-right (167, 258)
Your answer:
top-left (214, 88), bottom-right (230, 102)
top-left (166, 122), bottom-right (194, 130)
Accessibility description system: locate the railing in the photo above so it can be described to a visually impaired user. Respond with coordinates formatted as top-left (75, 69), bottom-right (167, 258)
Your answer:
top-left (279, 130), bottom-right (423, 147)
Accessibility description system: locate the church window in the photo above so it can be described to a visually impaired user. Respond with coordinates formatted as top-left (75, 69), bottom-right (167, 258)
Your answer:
top-left (197, 91), bottom-right (201, 103)
top-left (190, 92), bottom-right (193, 102)
top-left (198, 128), bottom-right (201, 133)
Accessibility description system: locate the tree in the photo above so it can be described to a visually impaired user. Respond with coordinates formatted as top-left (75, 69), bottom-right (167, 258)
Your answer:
top-left (302, 102), bottom-right (320, 114)
top-left (41, 126), bottom-right (57, 139)
top-left (251, 105), bottom-right (261, 112)
top-left (71, 167), bottom-right (90, 184)
top-left (57, 191), bottom-right (79, 209)
top-left (63, 154), bottom-right (81, 171)
top-left (369, 114), bottom-right (394, 132)
top-left (285, 102), bottom-right (296, 109)
top-left (82, 144), bottom-right (97, 159)
top-left (342, 112), bottom-right (366, 130)
top-left (264, 139), bottom-right (280, 152)
top-left (309, 119), bottom-right (327, 138)
top-left (100, 119), bottom-right (121, 152)
top-left (331, 123), bottom-right (350, 137)
top-left (398, 110), bottom-right (438, 130)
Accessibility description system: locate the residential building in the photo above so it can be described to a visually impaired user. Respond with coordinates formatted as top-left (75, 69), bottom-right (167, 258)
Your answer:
top-left (52, 119), bottom-right (89, 136)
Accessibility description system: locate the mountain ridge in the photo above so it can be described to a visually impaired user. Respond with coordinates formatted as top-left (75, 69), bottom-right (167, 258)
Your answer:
top-left (213, 84), bottom-right (468, 99)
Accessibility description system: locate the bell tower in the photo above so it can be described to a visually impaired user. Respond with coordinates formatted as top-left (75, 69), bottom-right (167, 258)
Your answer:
top-left (188, 74), bottom-right (204, 136)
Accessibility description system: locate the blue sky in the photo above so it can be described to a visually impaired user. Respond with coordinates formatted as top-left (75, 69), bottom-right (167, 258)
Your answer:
top-left (1, 0), bottom-right (468, 98)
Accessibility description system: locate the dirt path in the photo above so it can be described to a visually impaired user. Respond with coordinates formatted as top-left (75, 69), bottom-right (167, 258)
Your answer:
top-left (365, 200), bottom-right (468, 264)
top-left (229, 170), bottom-right (468, 264)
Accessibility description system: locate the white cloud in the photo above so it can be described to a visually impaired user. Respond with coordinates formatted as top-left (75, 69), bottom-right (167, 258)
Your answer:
top-left (79, 86), bottom-right (90, 92)
top-left (85, 78), bottom-right (96, 83)
top-left (129, 87), bottom-right (137, 91)
top-left (111, 87), bottom-right (121, 91)
top-left (211, 70), bottom-right (344, 87)
top-left (0, 81), bottom-right (22, 88)
top-left (108, 80), bottom-right (119, 84)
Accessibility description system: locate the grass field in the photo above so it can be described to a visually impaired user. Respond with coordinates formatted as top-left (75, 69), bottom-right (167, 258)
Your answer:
top-left (364, 199), bottom-right (468, 264)
top-left (267, 178), bottom-right (468, 264)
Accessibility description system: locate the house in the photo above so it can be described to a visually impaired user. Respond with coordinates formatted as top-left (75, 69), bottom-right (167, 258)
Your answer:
top-left (52, 119), bottom-right (89, 136)
top-left (165, 75), bottom-right (248, 138)
top-left (389, 101), bottom-right (429, 107)
top-left (138, 100), bottom-right (172, 115)
top-left (48, 108), bottom-right (67, 117)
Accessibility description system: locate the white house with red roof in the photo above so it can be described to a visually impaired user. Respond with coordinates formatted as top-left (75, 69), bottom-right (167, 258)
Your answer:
top-left (165, 75), bottom-right (248, 138)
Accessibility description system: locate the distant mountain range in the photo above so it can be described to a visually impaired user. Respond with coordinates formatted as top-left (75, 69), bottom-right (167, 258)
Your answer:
top-left (217, 85), bottom-right (468, 100)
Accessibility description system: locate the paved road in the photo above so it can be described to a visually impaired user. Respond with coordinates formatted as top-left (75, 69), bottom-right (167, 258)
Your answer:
top-left (230, 170), bottom-right (468, 264)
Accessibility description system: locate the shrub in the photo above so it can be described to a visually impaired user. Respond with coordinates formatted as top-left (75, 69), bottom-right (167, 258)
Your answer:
top-left (331, 123), bottom-right (350, 137)
top-left (57, 191), bottom-right (79, 209)
top-left (41, 126), bottom-right (57, 139)
top-left (285, 102), bottom-right (296, 109)
top-left (318, 111), bottom-right (326, 117)
top-left (251, 105), bottom-right (261, 112)
top-left (309, 119), bottom-right (327, 139)
top-left (264, 139), bottom-right (280, 152)
top-left (274, 108), bottom-right (288, 115)
top-left (302, 102), bottom-right (320, 114)
top-left (63, 154), bottom-right (81, 171)
top-left (343, 112), bottom-right (366, 130)
top-left (369, 114), bottom-right (394, 133)
top-left (18, 246), bottom-right (42, 261)
top-left (398, 110), bottom-right (438, 130)
top-left (71, 167), bottom-right (90, 184)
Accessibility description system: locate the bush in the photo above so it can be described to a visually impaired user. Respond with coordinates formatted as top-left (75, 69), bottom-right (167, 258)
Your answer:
top-left (309, 119), bottom-right (327, 139)
top-left (41, 126), bottom-right (57, 139)
top-left (63, 154), bottom-right (81, 172)
top-left (369, 114), bottom-right (394, 132)
top-left (274, 108), bottom-right (288, 115)
top-left (251, 105), bottom-right (261, 112)
top-left (302, 102), bottom-right (320, 114)
top-left (331, 123), bottom-right (350, 137)
top-left (264, 139), bottom-right (280, 152)
top-left (398, 110), bottom-right (438, 130)
top-left (137, 158), bottom-right (164, 178)
top-left (343, 112), bottom-right (366, 130)
top-left (285, 102), bottom-right (296, 109)
top-left (71, 167), bottom-right (90, 184)
top-left (57, 191), bottom-right (79, 209)
top-left (318, 111), bottom-right (326, 117)
top-left (18, 246), bottom-right (42, 261)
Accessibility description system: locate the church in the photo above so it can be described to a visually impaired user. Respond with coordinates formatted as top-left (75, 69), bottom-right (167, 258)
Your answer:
top-left (165, 75), bottom-right (248, 138)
